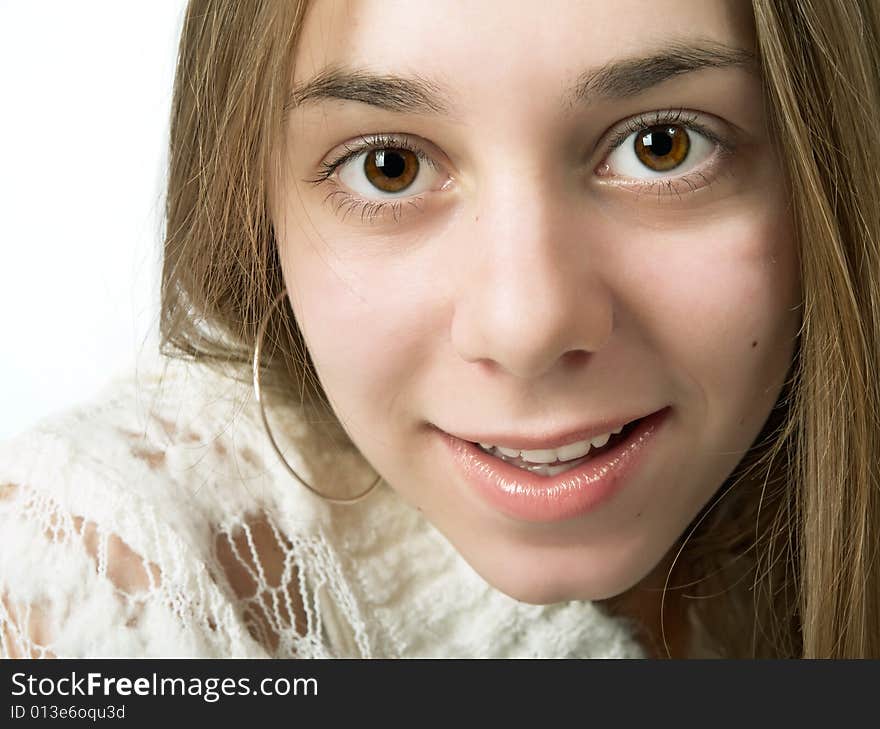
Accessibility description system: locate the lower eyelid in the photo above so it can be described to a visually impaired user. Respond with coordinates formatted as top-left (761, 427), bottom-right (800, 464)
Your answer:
top-left (314, 134), bottom-right (736, 225)
top-left (596, 143), bottom-right (733, 193)
top-left (323, 163), bottom-right (731, 224)
top-left (320, 183), bottom-right (431, 226)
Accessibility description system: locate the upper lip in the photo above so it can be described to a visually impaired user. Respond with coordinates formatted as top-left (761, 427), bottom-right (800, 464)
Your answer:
top-left (444, 408), bottom-right (663, 450)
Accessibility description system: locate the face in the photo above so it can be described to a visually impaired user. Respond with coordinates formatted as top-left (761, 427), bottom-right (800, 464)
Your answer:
top-left (272, 0), bottom-right (801, 603)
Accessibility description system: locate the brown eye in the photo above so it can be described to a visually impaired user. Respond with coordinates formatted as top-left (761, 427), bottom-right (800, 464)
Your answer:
top-left (633, 125), bottom-right (690, 172)
top-left (363, 148), bottom-right (420, 193)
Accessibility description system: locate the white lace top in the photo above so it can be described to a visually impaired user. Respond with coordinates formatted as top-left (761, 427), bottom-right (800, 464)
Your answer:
top-left (0, 354), bottom-right (650, 658)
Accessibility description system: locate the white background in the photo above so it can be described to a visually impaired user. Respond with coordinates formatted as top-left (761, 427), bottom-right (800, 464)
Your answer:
top-left (0, 2), bottom-right (188, 439)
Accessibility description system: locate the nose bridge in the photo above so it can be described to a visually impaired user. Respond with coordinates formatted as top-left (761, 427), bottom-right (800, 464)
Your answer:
top-left (482, 187), bottom-right (573, 322)
top-left (450, 169), bottom-right (614, 378)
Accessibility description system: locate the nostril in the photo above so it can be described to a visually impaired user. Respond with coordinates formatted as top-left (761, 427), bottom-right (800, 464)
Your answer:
top-left (560, 350), bottom-right (591, 368)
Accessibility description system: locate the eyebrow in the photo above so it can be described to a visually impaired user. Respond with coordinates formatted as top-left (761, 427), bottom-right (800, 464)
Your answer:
top-left (286, 39), bottom-right (758, 116)
top-left (573, 39), bottom-right (757, 104)
top-left (287, 67), bottom-right (451, 115)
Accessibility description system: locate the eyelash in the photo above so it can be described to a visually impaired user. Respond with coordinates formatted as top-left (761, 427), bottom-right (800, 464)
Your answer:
top-left (306, 108), bottom-right (736, 225)
top-left (305, 135), bottom-right (440, 224)
top-left (601, 108), bottom-right (736, 200)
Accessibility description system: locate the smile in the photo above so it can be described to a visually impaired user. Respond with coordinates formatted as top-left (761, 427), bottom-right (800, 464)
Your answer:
top-left (475, 422), bottom-right (633, 477)
top-left (441, 408), bottom-right (670, 523)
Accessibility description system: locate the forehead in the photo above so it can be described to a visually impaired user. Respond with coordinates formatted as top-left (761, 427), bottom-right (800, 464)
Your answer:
top-left (292, 0), bottom-right (756, 111)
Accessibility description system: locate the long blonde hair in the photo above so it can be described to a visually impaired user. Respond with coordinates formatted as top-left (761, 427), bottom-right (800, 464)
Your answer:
top-left (160, 0), bottom-right (880, 657)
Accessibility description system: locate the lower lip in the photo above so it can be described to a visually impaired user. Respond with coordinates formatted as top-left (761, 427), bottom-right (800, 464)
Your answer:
top-left (442, 408), bottom-right (670, 523)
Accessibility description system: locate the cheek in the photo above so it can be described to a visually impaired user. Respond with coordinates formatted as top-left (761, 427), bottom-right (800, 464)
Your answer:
top-left (618, 203), bottom-right (800, 426)
top-left (280, 237), bottom-right (437, 435)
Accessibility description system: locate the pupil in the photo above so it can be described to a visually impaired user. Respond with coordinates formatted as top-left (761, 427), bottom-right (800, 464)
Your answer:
top-left (376, 150), bottom-right (406, 178)
top-left (643, 128), bottom-right (674, 157)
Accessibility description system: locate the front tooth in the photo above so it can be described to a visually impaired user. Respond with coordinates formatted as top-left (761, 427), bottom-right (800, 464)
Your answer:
top-left (497, 446), bottom-right (521, 458)
top-left (590, 432), bottom-right (611, 448)
top-left (478, 442), bottom-right (493, 450)
top-left (556, 440), bottom-right (592, 461)
top-left (519, 448), bottom-right (558, 464)
top-left (612, 425), bottom-right (623, 435)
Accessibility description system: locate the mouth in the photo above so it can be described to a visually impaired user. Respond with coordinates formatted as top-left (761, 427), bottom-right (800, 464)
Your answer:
top-left (472, 418), bottom-right (641, 478)
top-left (441, 407), bottom-right (670, 523)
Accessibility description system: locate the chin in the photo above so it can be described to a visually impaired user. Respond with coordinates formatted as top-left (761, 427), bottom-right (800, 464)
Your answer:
top-left (470, 550), bottom-right (652, 605)
top-left (486, 574), bottom-right (629, 606)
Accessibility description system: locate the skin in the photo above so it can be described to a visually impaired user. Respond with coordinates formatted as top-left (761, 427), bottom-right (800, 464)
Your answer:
top-left (272, 0), bottom-right (802, 655)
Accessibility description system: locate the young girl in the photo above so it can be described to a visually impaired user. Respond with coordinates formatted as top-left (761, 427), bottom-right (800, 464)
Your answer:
top-left (2, 0), bottom-right (878, 659)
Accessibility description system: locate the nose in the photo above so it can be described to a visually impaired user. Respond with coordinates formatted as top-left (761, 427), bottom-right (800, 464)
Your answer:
top-left (449, 183), bottom-right (614, 380)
